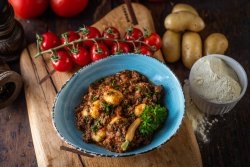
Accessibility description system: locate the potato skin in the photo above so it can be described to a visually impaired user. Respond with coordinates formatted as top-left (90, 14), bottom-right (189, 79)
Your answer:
top-left (162, 30), bottom-right (181, 63)
top-left (164, 11), bottom-right (205, 32)
top-left (182, 32), bottom-right (202, 69)
top-left (204, 33), bottom-right (229, 55)
top-left (172, 3), bottom-right (198, 16)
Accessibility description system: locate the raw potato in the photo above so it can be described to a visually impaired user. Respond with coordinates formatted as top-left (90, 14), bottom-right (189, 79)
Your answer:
top-left (162, 30), bottom-right (181, 63)
top-left (182, 32), bottom-right (202, 69)
top-left (204, 33), bottom-right (229, 55)
top-left (172, 3), bottom-right (199, 16)
top-left (164, 11), bottom-right (205, 32)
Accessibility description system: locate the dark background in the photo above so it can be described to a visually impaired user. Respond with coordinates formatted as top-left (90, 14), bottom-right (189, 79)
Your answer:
top-left (0, 0), bottom-right (249, 166)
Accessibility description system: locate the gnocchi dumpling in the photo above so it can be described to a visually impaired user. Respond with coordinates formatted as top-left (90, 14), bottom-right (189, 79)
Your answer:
top-left (81, 107), bottom-right (89, 117)
top-left (109, 116), bottom-right (121, 125)
top-left (134, 104), bottom-right (146, 117)
top-left (103, 88), bottom-right (124, 106)
top-left (92, 129), bottom-right (106, 142)
top-left (90, 100), bottom-right (101, 118)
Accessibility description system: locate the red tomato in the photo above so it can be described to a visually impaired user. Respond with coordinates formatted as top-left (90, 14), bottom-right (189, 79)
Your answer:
top-left (9, 0), bottom-right (49, 19)
top-left (134, 45), bottom-right (153, 57)
top-left (40, 32), bottom-right (61, 51)
top-left (111, 42), bottom-right (130, 55)
top-left (102, 27), bottom-right (121, 46)
top-left (90, 43), bottom-right (109, 62)
top-left (71, 46), bottom-right (91, 66)
top-left (50, 0), bottom-right (88, 17)
top-left (61, 31), bottom-right (80, 51)
top-left (124, 27), bottom-right (144, 45)
top-left (80, 27), bottom-right (101, 47)
top-left (51, 50), bottom-right (73, 72)
top-left (144, 32), bottom-right (162, 51)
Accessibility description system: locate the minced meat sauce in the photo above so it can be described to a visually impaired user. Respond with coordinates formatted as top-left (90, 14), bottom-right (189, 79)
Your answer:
top-left (75, 70), bottom-right (165, 152)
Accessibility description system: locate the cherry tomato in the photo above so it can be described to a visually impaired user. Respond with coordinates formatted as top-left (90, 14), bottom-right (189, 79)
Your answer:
top-left (61, 31), bottom-right (80, 51)
top-left (80, 27), bottom-right (101, 47)
top-left (134, 45), bottom-right (153, 57)
top-left (90, 43), bottom-right (109, 62)
top-left (50, 0), bottom-right (88, 17)
top-left (124, 27), bottom-right (144, 45)
top-left (144, 32), bottom-right (162, 51)
top-left (51, 50), bottom-right (73, 72)
top-left (102, 27), bottom-right (121, 46)
top-left (9, 0), bottom-right (49, 19)
top-left (40, 32), bottom-right (61, 51)
top-left (71, 46), bottom-right (91, 66)
top-left (111, 42), bottom-right (130, 55)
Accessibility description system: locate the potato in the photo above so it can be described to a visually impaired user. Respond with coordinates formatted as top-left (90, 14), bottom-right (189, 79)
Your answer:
top-left (162, 30), bottom-right (181, 63)
top-left (182, 32), bottom-right (202, 69)
top-left (204, 33), bottom-right (229, 55)
top-left (172, 3), bottom-right (198, 16)
top-left (164, 11), bottom-right (205, 32)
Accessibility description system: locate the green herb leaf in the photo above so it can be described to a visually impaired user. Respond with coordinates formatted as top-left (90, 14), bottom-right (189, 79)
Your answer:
top-left (101, 102), bottom-right (111, 114)
top-left (135, 86), bottom-right (141, 91)
top-left (139, 105), bottom-right (168, 136)
top-left (92, 95), bottom-right (98, 102)
top-left (121, 140), bottom-right (129, 151)
top-left (144, 92), bottom-right (152, 97)
top-left (91, 119), bottom-right (101, 133)
top-left (112, 80), bottom-right (116, 87)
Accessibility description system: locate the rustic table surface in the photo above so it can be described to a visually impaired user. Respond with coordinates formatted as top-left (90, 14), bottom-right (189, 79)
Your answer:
top-left (0, 0), bottom-right (249, 167)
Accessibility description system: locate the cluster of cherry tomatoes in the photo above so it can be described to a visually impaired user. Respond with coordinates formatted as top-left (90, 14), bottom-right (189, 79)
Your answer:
top-left (9, 0), bottom-right (89, 19)
top-left (37, 26), bottom-right (162, 72)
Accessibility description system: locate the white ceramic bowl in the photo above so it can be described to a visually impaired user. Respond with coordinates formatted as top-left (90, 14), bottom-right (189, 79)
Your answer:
top-left (189, 54), bottom-right (248, 115)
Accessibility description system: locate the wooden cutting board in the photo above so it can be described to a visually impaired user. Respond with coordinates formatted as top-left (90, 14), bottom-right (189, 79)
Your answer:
top-left (20, 3), bottom-right (202, 167)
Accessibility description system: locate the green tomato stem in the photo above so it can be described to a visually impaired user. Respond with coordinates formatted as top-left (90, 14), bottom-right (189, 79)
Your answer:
top-left (35, 37), bottom-right (156, 58)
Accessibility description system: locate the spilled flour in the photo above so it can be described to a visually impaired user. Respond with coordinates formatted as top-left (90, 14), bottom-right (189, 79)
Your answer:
top-left (183, 80), bottom-right (219, 143)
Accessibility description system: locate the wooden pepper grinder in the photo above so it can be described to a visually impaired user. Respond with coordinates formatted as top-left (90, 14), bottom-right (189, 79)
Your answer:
top-left (0, 0), bottom-right (25, 62)
top-left (0, 58), bottom-right (22, 109)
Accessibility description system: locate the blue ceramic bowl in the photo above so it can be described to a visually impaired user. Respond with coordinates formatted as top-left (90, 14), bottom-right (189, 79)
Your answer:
top-left (52, 54), bottom-right (185, 157)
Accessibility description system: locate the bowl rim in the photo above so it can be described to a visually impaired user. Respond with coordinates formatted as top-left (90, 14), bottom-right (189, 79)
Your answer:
top-left (52, 53), bottom-right (185, 157)
top-left (189, 54), bottom-right (248, 105)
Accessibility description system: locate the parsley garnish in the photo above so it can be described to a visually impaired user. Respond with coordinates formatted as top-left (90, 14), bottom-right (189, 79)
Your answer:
top-left (139, 105), bottom-right (168, 136)
top-left (92, 95), bottom-right (98, 102)
top-left (112, 80), bottom-right (116, 87)
top-left (112, 80), bottom-right (120, 90)
top-left (135, 86), bottom-right (141, 91)
top-left (91, 120), bottom-right (101, 133)
top-left (144, 92), bottom-right (152, 97)
top-left (101, 102), bottom-right (111, 114)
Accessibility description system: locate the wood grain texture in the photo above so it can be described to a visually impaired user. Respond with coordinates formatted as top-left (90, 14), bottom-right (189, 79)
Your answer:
top-left (0, 91), bottom-right (37, 167)
top-left (2, 0), bottom-right (250, 167)
top-left (20, 46), bottom-right (83, 167)
top-left (20, 3), bottom-right (202, 167)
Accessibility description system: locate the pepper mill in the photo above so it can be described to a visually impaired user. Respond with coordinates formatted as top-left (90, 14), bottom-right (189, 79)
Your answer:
top-left (0, 58), bottom-right (22, 109)
top-left (0, 0), bottom-right (25, 62)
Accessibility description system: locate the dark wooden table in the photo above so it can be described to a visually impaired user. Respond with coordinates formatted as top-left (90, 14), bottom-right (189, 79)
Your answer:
top-left (0, 0), bottom-right (250, 166)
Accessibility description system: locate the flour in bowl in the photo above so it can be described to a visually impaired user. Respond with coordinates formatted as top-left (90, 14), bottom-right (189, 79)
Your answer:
top-left (189, 57), bottom-right (241, 103)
